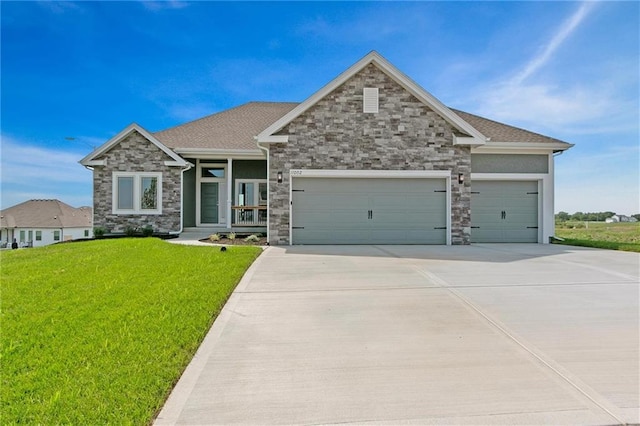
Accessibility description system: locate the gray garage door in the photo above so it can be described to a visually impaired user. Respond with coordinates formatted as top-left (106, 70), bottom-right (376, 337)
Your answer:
top-left (291, 178), bottom-right (447, 245)
top-left (471, 180), bottom-right (539, 243)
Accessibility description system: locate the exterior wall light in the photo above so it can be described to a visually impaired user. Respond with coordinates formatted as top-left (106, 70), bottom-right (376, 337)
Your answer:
top-left (277, 171), bottom-right (283, 183)
top-left (458, 173), bottom-right (464, 185)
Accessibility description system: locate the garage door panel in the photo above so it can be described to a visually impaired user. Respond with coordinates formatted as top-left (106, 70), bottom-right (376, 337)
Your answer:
top-left (292, 177), bottom-right (448, 245)
top-left (471, 180), bottom-right (539, 243)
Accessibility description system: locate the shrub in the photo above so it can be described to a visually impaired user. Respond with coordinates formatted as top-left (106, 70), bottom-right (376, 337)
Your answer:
top-left (124, 226), bottom-right (137, 237)
top-left (209, 233), bottom-right (221, 242)
top-left (227, 232), bottom-right (236, 241)
top-left (142, 226), bottom-right (154, 237)
top-left (93, 227), bottom-right (105, 238)
top-left (244, 234), bottom-right (260, 242)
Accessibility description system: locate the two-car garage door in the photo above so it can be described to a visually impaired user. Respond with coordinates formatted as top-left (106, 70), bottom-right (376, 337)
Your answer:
top-left (291, 178), bottom-right (447, 245)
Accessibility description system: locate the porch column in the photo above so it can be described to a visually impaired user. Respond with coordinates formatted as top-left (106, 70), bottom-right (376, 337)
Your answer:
top-left (227, 158), bottom-right (233, 229)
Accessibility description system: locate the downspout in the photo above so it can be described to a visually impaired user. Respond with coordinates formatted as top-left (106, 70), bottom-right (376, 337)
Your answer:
top-left (170, 162), bottom-right (194, 235)
top-left (255, 138), bottom-right (270, 243)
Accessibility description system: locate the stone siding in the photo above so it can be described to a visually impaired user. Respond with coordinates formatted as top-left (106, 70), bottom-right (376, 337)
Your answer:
top-left (93, 131), bottom-right (183, 233)
top-left (269, 63), bottom-right (471, 245)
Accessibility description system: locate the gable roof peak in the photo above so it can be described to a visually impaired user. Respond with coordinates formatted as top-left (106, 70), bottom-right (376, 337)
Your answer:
top-left (257, 51), bottom-right (487, 145)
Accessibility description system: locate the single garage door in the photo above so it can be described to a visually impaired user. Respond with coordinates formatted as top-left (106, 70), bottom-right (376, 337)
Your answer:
top-left (471, 180), bottom-right (539, 243)
top-left (292, 178), bottom-right (447, 245)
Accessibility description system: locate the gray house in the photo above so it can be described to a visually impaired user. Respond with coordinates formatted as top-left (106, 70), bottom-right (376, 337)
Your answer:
top-left (80, 51), bottom-right (572, 245)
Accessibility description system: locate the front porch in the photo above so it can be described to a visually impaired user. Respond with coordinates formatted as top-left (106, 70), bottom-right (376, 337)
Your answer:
top-left (182, 158), bottom-right (268, 230)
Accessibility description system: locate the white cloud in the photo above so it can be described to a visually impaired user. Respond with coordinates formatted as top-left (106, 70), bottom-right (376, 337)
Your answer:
top-left (512, 2), bottom-right (597, 85)
top-left (0, 136), bottom-right (92, 209)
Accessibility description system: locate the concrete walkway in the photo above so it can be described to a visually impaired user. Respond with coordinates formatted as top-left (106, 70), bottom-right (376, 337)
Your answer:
top-left (155, 244), bottom-right (639, 425)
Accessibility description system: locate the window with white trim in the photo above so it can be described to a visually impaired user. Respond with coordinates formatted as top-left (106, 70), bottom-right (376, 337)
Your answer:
top-left (112, 172), bottom-right (162, 214)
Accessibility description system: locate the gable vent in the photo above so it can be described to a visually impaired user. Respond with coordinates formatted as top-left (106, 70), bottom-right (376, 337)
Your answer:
top-left (363, 87), bottom-right (379, 113)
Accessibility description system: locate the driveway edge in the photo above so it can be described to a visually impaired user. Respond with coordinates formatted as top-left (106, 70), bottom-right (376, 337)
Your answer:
top-left (153, 247), bottom-right (273, 425)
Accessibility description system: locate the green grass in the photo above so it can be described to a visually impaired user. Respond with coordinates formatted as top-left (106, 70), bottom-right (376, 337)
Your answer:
top-left (554, 222), bottom-right (640, 253)
top-left (1, 238), bottom-right (261, 424)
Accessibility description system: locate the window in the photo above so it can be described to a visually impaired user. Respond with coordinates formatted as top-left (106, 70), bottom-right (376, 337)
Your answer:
top-left (36, 231), bottom-right (42, 241)
top-left (19, 230), bottom-right (25, 243)
top-left (112, 172), bottom-right (162, 214)
top-left (84, 230), bottom-right (89, 237)
top-left (201, 167), bottom-right (225, 178)
top-left (53, 230), bottom-right (60, 241)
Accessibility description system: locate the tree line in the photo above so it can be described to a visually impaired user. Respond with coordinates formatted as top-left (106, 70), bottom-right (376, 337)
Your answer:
top-left (555, 212), bottom-right (640, 222)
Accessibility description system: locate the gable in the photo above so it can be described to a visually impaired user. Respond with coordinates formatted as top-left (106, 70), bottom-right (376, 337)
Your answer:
top-left (257, 51), bottom-right (486, 145)
top-left (79, 123), bottom-right (188, 167)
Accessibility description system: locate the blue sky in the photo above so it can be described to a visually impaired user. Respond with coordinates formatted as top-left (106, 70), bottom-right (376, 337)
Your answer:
top-left (1, 1), bottom-right (638, 214)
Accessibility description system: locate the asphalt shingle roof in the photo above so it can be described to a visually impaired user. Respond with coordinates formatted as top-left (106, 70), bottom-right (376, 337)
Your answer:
top-left (0, 200), bottom-right (92, 229)
top-left (154, 102), bottom-right (299, 151)
top-left (152, 101), bottom-right (570, 151)
top-left (451, 109), bottom-right (569, 145)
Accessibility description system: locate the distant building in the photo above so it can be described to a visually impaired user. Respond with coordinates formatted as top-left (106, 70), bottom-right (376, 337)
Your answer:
top-left (605, 214), bottom-right (637, 223)
top-left (0, 200), bottom-right (92, 248)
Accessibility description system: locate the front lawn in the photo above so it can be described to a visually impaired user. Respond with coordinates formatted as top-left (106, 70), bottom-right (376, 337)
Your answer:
top-left (1, 239), bottom-right (261, 424)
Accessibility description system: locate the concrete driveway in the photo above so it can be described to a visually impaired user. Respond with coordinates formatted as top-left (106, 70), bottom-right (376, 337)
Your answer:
top-left (155, 244), bottom-right (639, 425)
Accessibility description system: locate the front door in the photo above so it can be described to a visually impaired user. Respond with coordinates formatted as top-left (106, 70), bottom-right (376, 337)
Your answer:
top-left (200, 182), bottom-right (219, 224)
top-left (197, 164), bottom-right (227, 225)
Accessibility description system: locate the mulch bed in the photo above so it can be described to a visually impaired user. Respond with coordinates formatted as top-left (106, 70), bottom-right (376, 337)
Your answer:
top-left (199, 237), bottom-right (268, 246)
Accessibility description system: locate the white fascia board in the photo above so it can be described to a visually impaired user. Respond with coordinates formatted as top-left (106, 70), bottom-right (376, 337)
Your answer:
top-left (472, 141), bottom-right (574, 154)
top-left (83, 160), bottom-right (106, 166)
top-left (453, 135), bottom-right (485, 146)
top-left (79, 123), bottom-right (188, 167)
top-left (174, 148), bottom-right (266, 160)
top-left (255, 135), bottom-right (289, 144)
top-left (256, 51), bottom-right (488, 143)
top-left (290, 169), bottom-right (451, 179)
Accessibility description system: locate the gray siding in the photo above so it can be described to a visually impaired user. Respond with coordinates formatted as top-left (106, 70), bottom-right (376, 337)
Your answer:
top-left (269, 63), bottom-right (471, 245)
top-left (471, 154), bottom-right (548, 174)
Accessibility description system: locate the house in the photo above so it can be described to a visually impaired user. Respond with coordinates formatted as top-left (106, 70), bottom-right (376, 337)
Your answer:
top-left (0, 199), bottom-right (92, 248)
top-left (80, 51), bottom-right (573, 245)
top-left (606, 215), bottom-right (637, 223)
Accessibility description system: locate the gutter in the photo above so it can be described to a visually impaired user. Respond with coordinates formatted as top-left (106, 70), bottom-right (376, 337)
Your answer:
top-left (255, 137), bottom-right (270, 243)
top-left (170, 162), bottom-right (194, 235)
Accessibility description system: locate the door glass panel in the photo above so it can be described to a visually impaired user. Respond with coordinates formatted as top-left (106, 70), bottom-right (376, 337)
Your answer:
top-left (259, 182), bottom-right (267, 205)
top-left (201, 182), bottom-right (219, 223)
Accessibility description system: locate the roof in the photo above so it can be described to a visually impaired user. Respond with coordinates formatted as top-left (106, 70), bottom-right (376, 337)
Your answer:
top-left (154, 102), bottom-right (299, 151)
top-left (452, 109), bottom-right (570, 145)
top-left (0, 200), bottom-right (92, 229)
top-left (150, 101), bottom-right (571, 151)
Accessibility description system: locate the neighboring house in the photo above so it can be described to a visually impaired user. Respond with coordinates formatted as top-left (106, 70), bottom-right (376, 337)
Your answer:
top-left (606, 215), bottom-right (636, 223)
top-left (0, 200), bottom-right (92, 248)
top-left (80, 51), bottom-right (573, 245)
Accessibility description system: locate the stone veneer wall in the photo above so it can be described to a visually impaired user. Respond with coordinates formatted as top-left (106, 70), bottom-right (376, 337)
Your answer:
top-left (269, 63), bottom-right (471, 245)
top-left (93, 131), bottom-right (183, 233)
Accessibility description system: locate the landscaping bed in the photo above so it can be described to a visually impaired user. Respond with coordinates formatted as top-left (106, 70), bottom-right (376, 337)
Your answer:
top-left (200, 232), bottom-right (268, 246)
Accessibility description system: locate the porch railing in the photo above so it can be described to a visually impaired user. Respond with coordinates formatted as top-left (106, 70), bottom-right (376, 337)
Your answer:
top-left (232, 206), bottom-right (267, 226)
